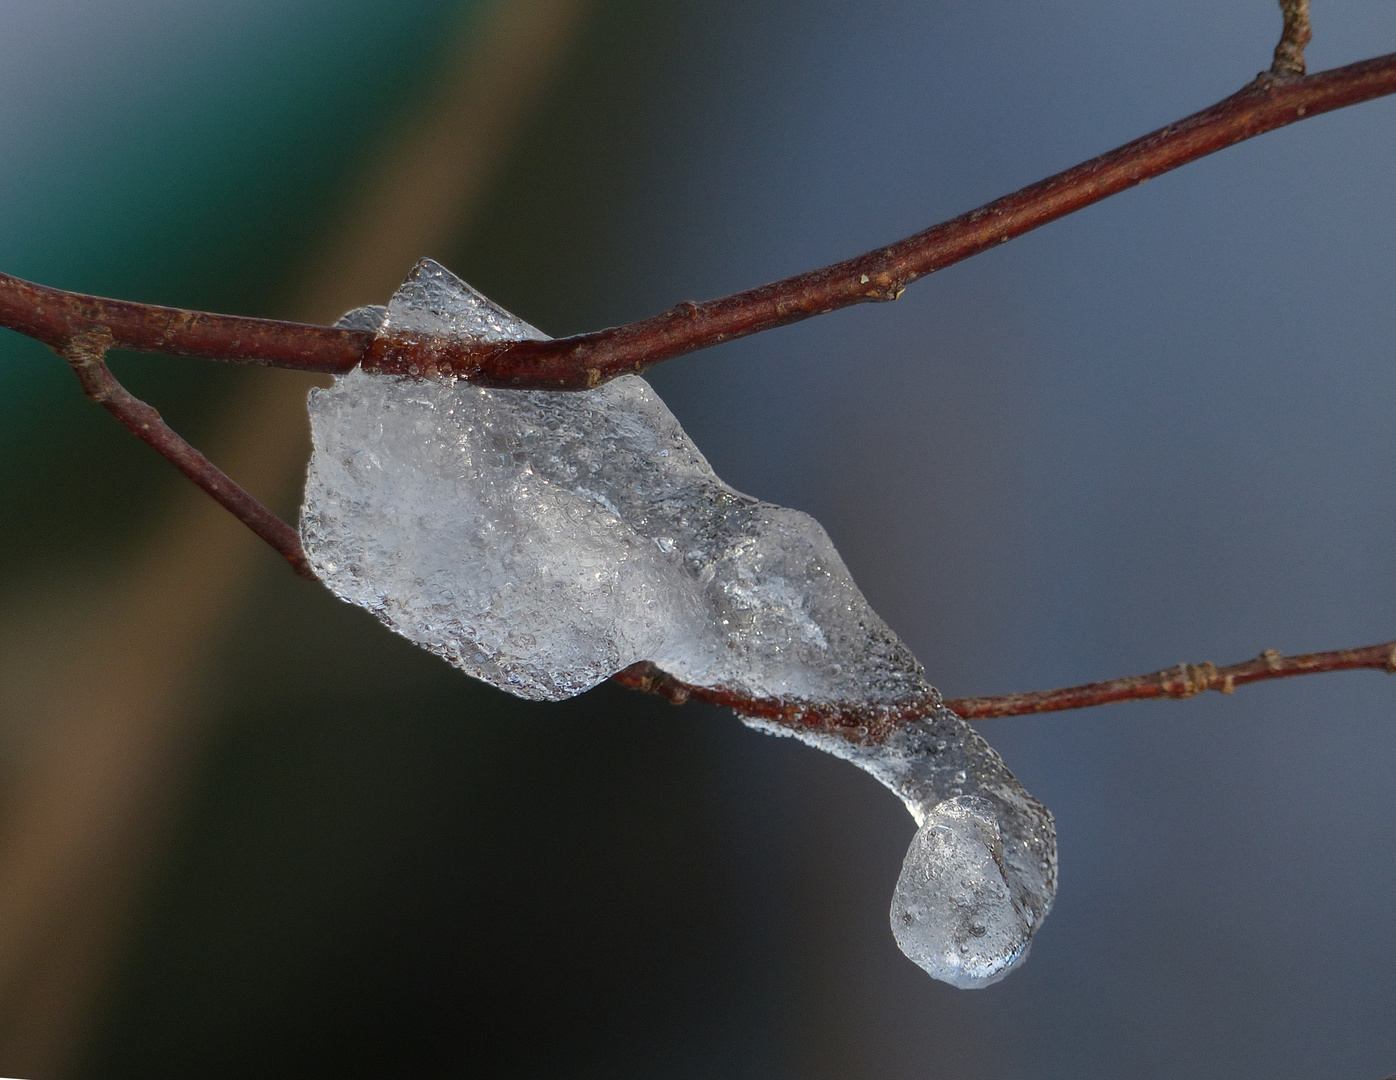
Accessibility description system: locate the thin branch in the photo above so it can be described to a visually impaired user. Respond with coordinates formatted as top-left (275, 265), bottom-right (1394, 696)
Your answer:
top-left (3, 24), bottom-right (1394, 734)
top-left (0, 269), bottom-right (367, 373)
top-left (944, 640), bottom-right (1396, 719)
top-left (611, 662), bottom-right (945, 743)
top-left (2, 52), bottom-right (1395, 390)
top-left (616, 639), bottom-right (1396, 739)
top-left (48, 338), bottom-right (1396, 734)
top-left (376, 50), bottom-right (1396, 388)
top-left (1272, 0), bottom-right (1313, 78)
top-left (58, 330), bottom-right (314, 580)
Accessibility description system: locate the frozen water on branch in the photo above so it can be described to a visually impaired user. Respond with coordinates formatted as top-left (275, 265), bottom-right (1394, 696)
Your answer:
top-left (744, 706), bottom-right (1055, 987)
top-left (301, 258), bottom-right (1055, 987)
top-left (303, 260), bottom-right (929, 706)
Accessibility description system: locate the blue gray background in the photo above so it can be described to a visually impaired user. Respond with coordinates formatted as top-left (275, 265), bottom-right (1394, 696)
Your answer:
top-left (1, 1), bottom-right (1393, 1077)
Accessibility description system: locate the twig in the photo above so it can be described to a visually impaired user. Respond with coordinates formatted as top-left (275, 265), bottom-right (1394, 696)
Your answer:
top-left (2, 52), bottom-right (1395, 389)
top-left (3, 24), bottom-right (1394, 732)
top-left (944, 640), bottom-right (1396, 719)
top-left (58, 330), bottom-right (314, 580)
top-left (611, 661), bottom-right (945, 743)
top-left (1272, 0), bottom-right (1313, 78)
top-left (615, 639), bottom-right (1396, 739)
top-left (0, 270), bottom-right (368, 373)
top-left (375, 50), bottom-right (1396, 388)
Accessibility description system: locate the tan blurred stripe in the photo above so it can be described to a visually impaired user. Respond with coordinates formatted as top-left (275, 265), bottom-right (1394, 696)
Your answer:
top-left (0, 0), bottom-right (594, 1072)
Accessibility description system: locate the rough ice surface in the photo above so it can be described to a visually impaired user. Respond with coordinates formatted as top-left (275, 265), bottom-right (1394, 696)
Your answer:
top-left (301, 258), bottom-right (1055, 988)
top-left (303, 260), bottom-right (930, 707)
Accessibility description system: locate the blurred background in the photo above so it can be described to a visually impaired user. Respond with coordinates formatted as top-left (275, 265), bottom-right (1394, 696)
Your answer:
top-left (0, 0), bottom-right (1393, 1076)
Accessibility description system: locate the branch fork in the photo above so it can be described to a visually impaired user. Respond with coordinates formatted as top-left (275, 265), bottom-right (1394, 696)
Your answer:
top-left (2, 3), bottom-right (1392, 731)
top-left (52, 332), bottom-right (314, 580)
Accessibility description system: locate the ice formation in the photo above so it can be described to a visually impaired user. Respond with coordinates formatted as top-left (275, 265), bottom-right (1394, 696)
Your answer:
top-left (743, 708), bottom-right (1055, 987)
top-left (301, 259), bottom-right (1056, 987)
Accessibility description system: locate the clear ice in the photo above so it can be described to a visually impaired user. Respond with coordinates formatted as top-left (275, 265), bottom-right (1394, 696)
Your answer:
top-left (743, 709), bottom-right (1055, 987)
top-left (301, 258), bottom-right (1056, 987)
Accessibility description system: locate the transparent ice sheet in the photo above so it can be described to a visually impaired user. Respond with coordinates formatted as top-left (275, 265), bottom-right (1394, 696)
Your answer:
top-left (301, 259), bottom-right (1056, 986)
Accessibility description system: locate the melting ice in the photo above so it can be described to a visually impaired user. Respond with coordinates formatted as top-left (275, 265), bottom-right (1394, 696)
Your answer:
top-left (301, 259), bottom-right (1056, 987)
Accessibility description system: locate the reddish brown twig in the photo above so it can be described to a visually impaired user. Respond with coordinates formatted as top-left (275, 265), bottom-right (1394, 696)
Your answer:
top-left (611, 661), bottom-right (945, 743)
top-left (58, 330), bottom-right (314, 580)
top-left (3, 52), bottom-right (1396, 389)
top-left (0, 269), bottom-right (368, 374)
top-left (944, 640), bottom-right (1396, 719)
top-left (616, 640), bottom-right (1396, 738)
top-left (371, 50), bottom-right (1396, 388)
top-left (4, 29), bottom-right (1395, 732)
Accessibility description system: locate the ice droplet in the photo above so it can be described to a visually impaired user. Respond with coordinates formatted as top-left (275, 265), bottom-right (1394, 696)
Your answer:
top-left (893, 798), bottom-right (1031, 987)
top-left (743, 705), bottom-right (1055, 987)
top-left (300, 259), bottom-right (1056, 987)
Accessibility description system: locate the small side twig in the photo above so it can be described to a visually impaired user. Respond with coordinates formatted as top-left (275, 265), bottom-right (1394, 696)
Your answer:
top-left (58, 330), bottom-right (314, 580)
top-left (1272, 0), bottom-right (1313, 78)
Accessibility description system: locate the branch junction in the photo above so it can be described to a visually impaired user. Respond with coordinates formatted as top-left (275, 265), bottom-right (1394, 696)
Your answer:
top-left (0, 39), bottom-right (1392, 730)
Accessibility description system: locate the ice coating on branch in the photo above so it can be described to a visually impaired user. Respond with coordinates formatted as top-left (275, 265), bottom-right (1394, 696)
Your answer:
top-left (300, 258), bottom-right (1055, 987)
top-left (302, 260), bottom-right (930, 706)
